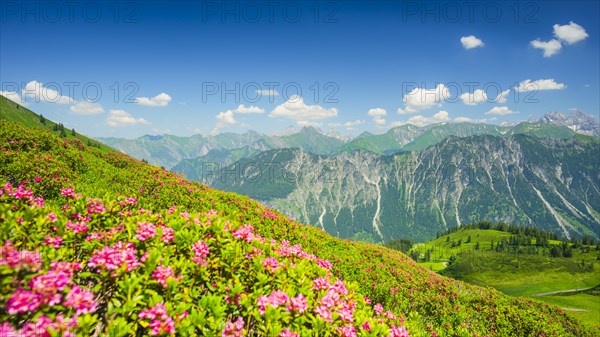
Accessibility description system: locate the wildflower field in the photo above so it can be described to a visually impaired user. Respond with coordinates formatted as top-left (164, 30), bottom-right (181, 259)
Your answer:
top-left (0, 119), bottom-right (595, 336)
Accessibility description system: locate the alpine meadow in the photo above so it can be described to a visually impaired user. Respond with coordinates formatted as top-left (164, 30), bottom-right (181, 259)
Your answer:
top-left (1, 1), bottom-right (599, 336)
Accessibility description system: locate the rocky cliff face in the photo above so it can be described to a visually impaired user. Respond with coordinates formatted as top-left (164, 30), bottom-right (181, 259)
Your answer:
top-left (211, 135), bottom-right (600, 242)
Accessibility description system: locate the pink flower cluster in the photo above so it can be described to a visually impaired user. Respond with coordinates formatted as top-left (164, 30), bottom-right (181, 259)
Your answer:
top-left (135, 222), bottom-right (157, 241)
top-left (389, 325), bottom-right (410, 337)
top-left (0, 241), bottom-right (42, 271)
top-left (279, 328), bottom-right (300, 337)
top-left (63, 285), bottom-right (98, 316)
top-left (275, 240), bottom-right (313, 259)
top-left (256, 290), bottom-right (308, 317)
top-left (257, 290), bottom-right (288, 314)
top-left (167, 205), bottom-right (177, 214)
top-left (66, 220), bottom-right (89, 234)
top-left (1, 182), bottom-right (43, 208)
top-left (139, 303), bottom-right (175, 336)
top-left (1, 314), bottom-right (78, 337)
top-left (289, 293), bottom-right (308, 313)
top-left (311, 278), bottom-right (356, 324)
top-left (161, 226), bottom-right (174, 243)
top-left (3, 182), bottom-right (33, 200)
top-left (192, 240), bottom-right (210, 266)
top-left (316, 258), bottom-right (332, 270)
top-left (88, 241), bottom-right (140, 273)
top-left (222, 317), bottom-right (244, 337)
top-left (6, 262), bottom-right (95, 319)
top-left (263, 210), bottom-right (279, 219)
top-left (152, 265), bottom-right (179, 288)
top-left (336, 325), bottom-right (357, 337)
top-left (261, 257), bottom-right (279, 272)
top-left (60, 186), bottom-right (80, 199)
top-left (119, 197), bottom-right (138, 207)
top-left (232, 224), bottom-right (256, 242)
top-left (44, 235), bottom-right (63, 248)
top-left (86, 198), bottom-right (106, 214)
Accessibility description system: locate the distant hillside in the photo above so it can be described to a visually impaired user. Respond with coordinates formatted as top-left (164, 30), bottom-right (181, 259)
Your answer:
top-left (0, 95), bottom-right (109, 151)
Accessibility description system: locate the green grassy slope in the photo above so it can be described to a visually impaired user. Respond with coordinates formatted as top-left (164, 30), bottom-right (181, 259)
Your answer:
top-left (0, 110), bottom-right (596, 335)
top-left (541, 293), bottom-right (600, 328)
top-left (0, 95), bottom-right (110, 151)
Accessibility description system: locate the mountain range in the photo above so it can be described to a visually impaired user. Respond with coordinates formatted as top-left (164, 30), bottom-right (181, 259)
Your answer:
top-left (99, 110), bottom-right (598, 170)
top-left (97, 110), bottom-right (600, 242)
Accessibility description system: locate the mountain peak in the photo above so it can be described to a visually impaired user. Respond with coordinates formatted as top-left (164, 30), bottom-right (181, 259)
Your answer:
top-left (299, 125), bottom-right (323, 134)
top-left (271, 125), bottom-right (298, 137)
top-left (538, 110), bottom-right (599, 137)
top-left (325, 129), bottom-right (351, 142)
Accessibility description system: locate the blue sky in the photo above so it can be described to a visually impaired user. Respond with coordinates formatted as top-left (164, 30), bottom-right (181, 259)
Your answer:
top-left (1, 0), bottom-right (598, 138)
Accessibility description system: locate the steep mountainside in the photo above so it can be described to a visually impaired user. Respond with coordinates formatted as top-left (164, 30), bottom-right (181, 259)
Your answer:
top-left (210, 135), bottom-right (600, 242)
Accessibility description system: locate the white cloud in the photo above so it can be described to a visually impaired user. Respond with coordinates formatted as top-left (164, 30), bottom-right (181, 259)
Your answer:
top-left (329, 119), bottom-right (365, 127)
top-left (530, 39), bottom-right (562, 57)
top-left (485, 106), bottom-right (518, 115)
top-left (136, 92), bottom-right (172, 107)
top-left (461, 35), bottom-right (485, 49)
top-left (398, 84), bottom-right (450, 114)
top-left (515, 79), bottom-right (566, 92)
top-left (210, 104), bottom-right (264, 134)
top-left (373, 116), bottom-right (387, 126)
top-left (69, 101), bottom-right (104, 115)
top-left (234, 104), bottom-right (264, 114)
top-left (0, 91), bottom-right (28, 106)
top-left (460, 89), bottom-right (488, 105)
top-left (460, 89), bottom-right (510, 105)
top-left (454, 116), bottom-right (488, 123)
top-left (211, 110), bottom-right (239, 134)
top-left (366, 108), bottom-right (387, 126)
top-left (216, 110), bottom-right (237, 125)
top-left (297, 120), bottom-right (323, 127)
top-left (554, 22), bottom-right (588, 45)
top-left (22, 80), bottom-right (74, 104)
top-left (367, 108), bottom-right (387, 117)
top-left (106, 110), bottom-right (150, 127)
top-left (495, 89), bottom-right (510, 103)
top-left (392, 110), bottom-right (451, 127)
top-left (256, 89), bottom-right (279, 97)
top-left (269, 95), bottom-right (337, 120)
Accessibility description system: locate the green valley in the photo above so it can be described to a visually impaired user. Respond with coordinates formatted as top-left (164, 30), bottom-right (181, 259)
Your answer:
top-left (404, 223), bottom-right (600, 330)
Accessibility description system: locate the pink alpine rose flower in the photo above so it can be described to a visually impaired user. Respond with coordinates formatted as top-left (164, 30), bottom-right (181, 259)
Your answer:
top-left (135, 222), bottom-right (157, 241)
top-left (192, 240), bottom-right (210, 266)
top-left (222, 317), bottom-right (244, 337)
top-left (261, 257), bottom-right (279, 272)
top-left (63, 285), bottom-right (97, 316)
top-left (45, 235), bottom-right (63, 249)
